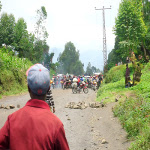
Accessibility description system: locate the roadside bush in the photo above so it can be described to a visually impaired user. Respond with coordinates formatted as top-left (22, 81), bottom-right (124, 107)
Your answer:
top-left (105, 63), bottom-right (133, 83)
top-left (98, 61), bottom-right (150, 149)
top-left (0, 70), bottom-right (15, 91)
top-left (0, 49), bottom-right (32, 97)
top-left (12, 68), bottom-right (26, 85)
top-left (129, 125), bottom-right (150, 150)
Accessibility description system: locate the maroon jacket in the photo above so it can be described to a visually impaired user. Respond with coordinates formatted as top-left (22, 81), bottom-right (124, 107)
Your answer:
top-left (0, 99), bottom-right (69, 150)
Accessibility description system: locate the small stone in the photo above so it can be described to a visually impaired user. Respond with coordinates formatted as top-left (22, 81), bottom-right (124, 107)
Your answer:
top-left (89, 102), bottom-right (102, 108)
top-left (17, 104), bottom-right (20, 108)
top-left (9, 105), bottom-right (15, 109)
top-left (115, 97), bottom-right (119, 102)
top-left (101, 139), bottom-right (108, 144)
top-left (0, 104), bottom-right (4, 109)
top-left (67, 118), bottom-right (71, 120)
top-left (72, 105), bottom-right (79, 109)
top-left (4, 106), bottom-right (10, 109)
top-left (105, 97), bottom-right (109, 99)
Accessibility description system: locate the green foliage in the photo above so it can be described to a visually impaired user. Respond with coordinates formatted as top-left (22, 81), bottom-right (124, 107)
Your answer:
top-left (43, 52), bottom-right (54, 69)
top-left (0, 49), bottom-right (32, 97)
top-left (0, 13), bottom-right (16, 46)
top-left (97, 62), bottom-right (150, 149)
top-left (85, 62), bottom-right (101, 75)
top-left (57, 41), bottom-right (84, 75)
top-left (129, 125), bottom-right (150, 150)
top-left (115, 0), bottom-right (147, 50)
top-left (0, 8), bottom-right (50, 64)
top-left (0, 70), bottom-right (15, 91)
top-left (113, 96), bottom-right (150, 149)
top-left (85, 62), bottom-right (93, 75)
top-left (108, 0), bottom-right (150, 71)
top-left (104, 64), bottom-right (133, 83)
top-left (35, 6), bottom-right (48, 41)
top-left (0, 1), bottom-right (2, 12)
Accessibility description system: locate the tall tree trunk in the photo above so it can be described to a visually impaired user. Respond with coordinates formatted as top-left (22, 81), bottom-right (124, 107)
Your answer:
top-left (142, 42), bottom-right (146, 58)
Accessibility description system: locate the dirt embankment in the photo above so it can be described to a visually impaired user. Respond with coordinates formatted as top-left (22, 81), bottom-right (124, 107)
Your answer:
top-left (0, 88), bottom-right (131, 150)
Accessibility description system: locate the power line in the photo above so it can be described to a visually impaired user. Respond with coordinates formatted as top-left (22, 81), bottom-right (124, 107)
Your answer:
top-left (95, 6), bottom-right (111, 72)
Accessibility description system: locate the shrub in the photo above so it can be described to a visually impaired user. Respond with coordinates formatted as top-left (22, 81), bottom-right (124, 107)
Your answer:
top-left (105, 63), bottom-right (133, 83)
top-left (98, 62), bottom-right (150, 149)
top-left (0, 70), bottom-right (15, 91)
top-left (0, 49), bottom-right (32, 97)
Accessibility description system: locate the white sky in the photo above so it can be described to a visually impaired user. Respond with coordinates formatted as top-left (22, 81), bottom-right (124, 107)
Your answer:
top-left (1, 0), bottom-right (121, 71)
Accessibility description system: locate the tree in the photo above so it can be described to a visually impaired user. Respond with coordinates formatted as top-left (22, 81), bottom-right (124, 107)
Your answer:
top-left (34, 6), bottom-right (48, 41)
top-left (13, 18), bottom-right (31, 58)
top-left (43, 52), bottom-right (54, 70)
top-left (58, 41), bottom-right (84, 75)
top-left (85, 62), bottom-right (93, 75)
top-left (0, 1), bottom-right (2, 12)
top-left (142, 0), bottom-right (150, 57)
top-left (114, 0), bottom-right (147, 57)
top-left (85, 62), bottom-right (101, 75)
top-left (33, 40), bottom-right (49, 63)
top-left (32, 6), bottom-right (50, 63)
top-left (0, 13), bottom-right (16, 46)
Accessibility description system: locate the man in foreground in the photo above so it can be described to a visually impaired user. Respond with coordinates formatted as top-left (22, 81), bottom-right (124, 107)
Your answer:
top-left (0, 64), bottom-right (69, 150)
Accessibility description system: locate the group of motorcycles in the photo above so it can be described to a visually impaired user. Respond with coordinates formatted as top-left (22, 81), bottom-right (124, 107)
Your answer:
top-left (50, 75), bottom-right (102, 94)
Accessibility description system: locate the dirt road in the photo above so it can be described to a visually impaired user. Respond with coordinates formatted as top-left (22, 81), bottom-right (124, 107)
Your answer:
top-left (0, 88), bottom-right (131, 150)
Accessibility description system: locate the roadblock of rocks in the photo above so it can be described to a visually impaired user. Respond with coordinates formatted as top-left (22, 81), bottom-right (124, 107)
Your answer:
top-left (65, 101), bottom-right (105, 109)
top-left (0, 104), bottom-right (16, 109)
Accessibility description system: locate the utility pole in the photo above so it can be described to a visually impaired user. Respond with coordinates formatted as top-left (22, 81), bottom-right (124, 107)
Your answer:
top-left (95, 6), bottom-right (111, 72)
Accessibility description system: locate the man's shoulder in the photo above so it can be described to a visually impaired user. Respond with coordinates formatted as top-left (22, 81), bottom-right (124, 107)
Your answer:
top-left (8, 106), bottom-right (63, 128)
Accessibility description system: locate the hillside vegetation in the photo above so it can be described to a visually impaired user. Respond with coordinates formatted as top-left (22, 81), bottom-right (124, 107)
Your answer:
top-left (0, 48), bottom-right (32, 98)
top-left (97, 62), bottom-right (150, 149)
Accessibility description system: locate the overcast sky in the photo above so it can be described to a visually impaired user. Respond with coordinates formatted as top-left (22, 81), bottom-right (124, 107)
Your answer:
top-left (1, 0), bottom-right (121, 71)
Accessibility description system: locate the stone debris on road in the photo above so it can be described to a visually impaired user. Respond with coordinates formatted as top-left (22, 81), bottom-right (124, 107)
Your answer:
top-left (0, 104), bottom-right (15, 109)
top-left (17, 104), bottom-right (20, 108)
top-left (89, 102), bottom-right (104, 108)
top-left (65, 101), bottom-right (106, 109)
top-left (101, 139), bottom-right (108, 144)
top-left (65, 101), bottom-right (88, 109)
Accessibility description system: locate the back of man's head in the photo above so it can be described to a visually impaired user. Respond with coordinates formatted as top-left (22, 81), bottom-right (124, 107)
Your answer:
top-left (26, 64), bottom-right (50, 96)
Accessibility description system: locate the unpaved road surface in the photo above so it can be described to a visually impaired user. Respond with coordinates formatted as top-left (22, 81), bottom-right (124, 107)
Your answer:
top-left (0, 88), bottom-right (131, 150)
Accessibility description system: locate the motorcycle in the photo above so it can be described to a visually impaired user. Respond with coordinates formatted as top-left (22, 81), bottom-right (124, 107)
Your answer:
top-left (63, 80), bottom-right (72, 89)
top-left (72, 81), bottom-right (88, 94)
top-left (92, 80), bottom-right (97, 91)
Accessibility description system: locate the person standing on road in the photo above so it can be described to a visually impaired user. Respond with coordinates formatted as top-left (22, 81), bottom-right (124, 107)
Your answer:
top-left (0, 64), bottom-right (69, 150)
top-left (46, 87), bottom-right (55, 113)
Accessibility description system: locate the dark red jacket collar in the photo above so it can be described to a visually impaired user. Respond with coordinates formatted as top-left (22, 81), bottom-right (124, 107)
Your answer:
top-left (26, 99), bottom-right (50, 110)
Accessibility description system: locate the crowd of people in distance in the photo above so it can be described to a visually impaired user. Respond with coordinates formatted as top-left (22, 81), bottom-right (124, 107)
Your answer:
top-left (50, 73), bottom-right (103, 90)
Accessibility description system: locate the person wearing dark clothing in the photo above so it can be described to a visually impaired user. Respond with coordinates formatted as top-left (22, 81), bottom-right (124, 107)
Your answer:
top-left (125, 64), bottom-right (130, 87)
top-left (46, 88), bottom-right (55, 113)
top-left (0, 64), bottom-right (69, 150)
top-left (97, 74), bottom-right (103, 89)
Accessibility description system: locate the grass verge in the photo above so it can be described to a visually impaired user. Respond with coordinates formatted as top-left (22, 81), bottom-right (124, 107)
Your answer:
top-left (97, 62), bottom-right (150, 149)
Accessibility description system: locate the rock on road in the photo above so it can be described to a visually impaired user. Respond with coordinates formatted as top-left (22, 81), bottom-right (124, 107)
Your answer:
top-left (0, 88), bottom-right (131, 150)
